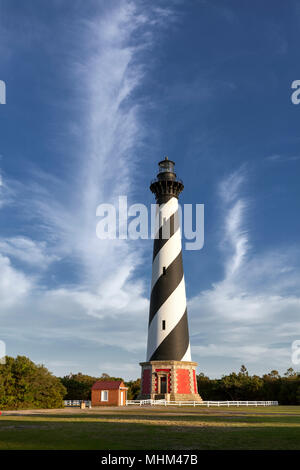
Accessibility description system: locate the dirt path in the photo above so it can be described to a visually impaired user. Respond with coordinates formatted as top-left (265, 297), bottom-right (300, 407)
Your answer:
top-left (2, 406), bottom-right (299, 417)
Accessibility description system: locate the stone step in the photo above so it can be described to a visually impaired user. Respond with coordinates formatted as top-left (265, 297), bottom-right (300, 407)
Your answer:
top-left (169, 393), bottom-right (203, 402)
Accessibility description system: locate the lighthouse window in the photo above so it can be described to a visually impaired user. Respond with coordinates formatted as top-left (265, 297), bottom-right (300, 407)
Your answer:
top-left (159, 160), bottom-right (174, 174)
top-left (163, 266), bottom-right (166, 275)
top-left (162, 320), bottom-right (166, 330)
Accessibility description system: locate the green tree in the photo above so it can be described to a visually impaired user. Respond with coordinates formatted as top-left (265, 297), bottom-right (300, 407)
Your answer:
top-left (284, 367), bottom-right (297, 378)
top-left (98, 373), bottom-right (123, 381)
top-left (296, 386), bottom-right (300, 405)
top-left (60, 373), bottom-right (98, 400)
top-left (268, 370), bottom-right (280, 379)
top-left (262, 370), bottom-right (282, 401)
top-left (197, 372), bottom-right (210, 395)
top-left (60, 372), bottom-right (124, 400)
top-left (219, 366), bottom-right (264, 400)
top-left (0, 356), bottom-right (66, 410)
top-left (125, 379), bottom-right (141, 400)
top-left (240, 365), bottom-right (248, 376)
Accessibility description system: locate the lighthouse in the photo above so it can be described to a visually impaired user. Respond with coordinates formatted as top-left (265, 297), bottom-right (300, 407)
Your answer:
top-left (140, 158), bottom-right (202, 402)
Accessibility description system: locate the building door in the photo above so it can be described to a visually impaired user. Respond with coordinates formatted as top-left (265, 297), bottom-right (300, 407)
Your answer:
top-left (160, 376), bottom-right (167, 394)
top-left (120, 391), bottom-right (124, 406)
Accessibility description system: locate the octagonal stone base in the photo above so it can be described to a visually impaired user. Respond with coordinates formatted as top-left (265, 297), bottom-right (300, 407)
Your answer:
top-left (139, 360), bottom-right (202, 402)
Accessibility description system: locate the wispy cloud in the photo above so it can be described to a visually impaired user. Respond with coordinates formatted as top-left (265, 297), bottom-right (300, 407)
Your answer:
top-left (19, 1), bottom-right (162, 288)
top-left (0, 237), bottom-right (58, 267)
top-left (0, 1), bottom-right (176, 377)
top-left (0, 170), bottom-right (15, 209)
top-left (0, 254), bottom-right (33, 308)
top-left (189, 167), bottom-right (300, 376)
top-left (266, 154), bottom-right (300, 163)
top-left (1, 1), bottom-right (150, 289)
top-left (218, 167), bottom-right (249, 277)
top-left (2, 1), bottom-right (298, 381)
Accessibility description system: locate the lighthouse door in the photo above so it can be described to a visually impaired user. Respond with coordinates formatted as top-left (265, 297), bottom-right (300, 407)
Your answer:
top-left (160, 376), bottom-right (167, 394)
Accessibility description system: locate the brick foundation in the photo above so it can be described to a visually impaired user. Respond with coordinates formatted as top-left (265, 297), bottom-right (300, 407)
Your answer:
top-left (139, 360), bottom-right (202, 402)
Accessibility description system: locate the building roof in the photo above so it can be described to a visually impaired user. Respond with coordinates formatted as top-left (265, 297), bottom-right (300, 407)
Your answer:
top-left (92, 380), bottom-right (124, 390)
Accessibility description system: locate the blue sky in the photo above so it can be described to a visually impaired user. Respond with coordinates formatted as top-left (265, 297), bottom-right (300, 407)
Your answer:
top-left (0, 0), bottom-right (300, 380)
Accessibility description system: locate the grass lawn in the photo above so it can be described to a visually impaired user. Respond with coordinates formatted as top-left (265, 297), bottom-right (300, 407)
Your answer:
top-left (0, 406), bottom-right (300, 450)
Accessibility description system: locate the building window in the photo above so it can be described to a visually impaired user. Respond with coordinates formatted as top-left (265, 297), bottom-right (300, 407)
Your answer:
top-left (163, 266), bottom-right (166, 275)
top-left (162, 320), bottom-right (166, 330)
top-left (101, 390), bottom-right (108, 401)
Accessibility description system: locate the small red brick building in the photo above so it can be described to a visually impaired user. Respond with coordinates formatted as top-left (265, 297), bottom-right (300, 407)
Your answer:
top-left (91, 380), bottom-right (128, 407)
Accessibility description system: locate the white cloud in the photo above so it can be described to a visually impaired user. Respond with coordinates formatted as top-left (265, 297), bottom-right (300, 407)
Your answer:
top-left (189, 167), bottom-right (300, 376)
top-left (219, 166), bottom-right (246, 204)
top-left (0, 170), bottom-right (15, 209)
top-left (21, 1), bottom-right (153, 289)
top-left (1, 0), bottom-right (151, 288)
top-left (0, 1), bottom-right (174, 377)
top-left (0, 237), bottom-right (58, 267)
top-left (3, 2), bottom-right (298, 381)
top-left (0, 254), bottom-right (32, 308)
top-left (266, 154), bottom-right (300, 162)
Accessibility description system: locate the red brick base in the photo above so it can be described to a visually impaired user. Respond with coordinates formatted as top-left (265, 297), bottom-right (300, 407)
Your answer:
top-left (139, 360), bottom-right (202, 402)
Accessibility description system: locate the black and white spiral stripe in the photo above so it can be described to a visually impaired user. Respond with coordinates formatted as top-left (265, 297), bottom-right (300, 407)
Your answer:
top-left (146, 196), bottom-right (191, 362)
